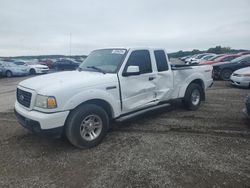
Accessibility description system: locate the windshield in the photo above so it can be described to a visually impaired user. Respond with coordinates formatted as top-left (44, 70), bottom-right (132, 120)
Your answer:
top-left (196, 54), bottom-right (209, 59)
top-left (210, 55), bottom-right (223, 61)
top-left (214, 56), bottom-right (227, 62)
top-left (202, 55), bottom-right (214, 60)
top-left (6, 62), bottom-right (17, 67)
top-left (231, 55), bottom-right (250, 63)
top-left (26, 62), bottom-right (37, 65)
top-left (79, 49), bottom-right (127, 73)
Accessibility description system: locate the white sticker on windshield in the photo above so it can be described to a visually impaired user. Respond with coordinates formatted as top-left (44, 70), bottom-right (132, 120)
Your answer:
top-left (112, 50), bottom-right (126, 54)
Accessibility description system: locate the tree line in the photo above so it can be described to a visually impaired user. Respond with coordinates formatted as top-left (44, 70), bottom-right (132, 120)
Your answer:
top-left (169, 46), bottom-right (249, 58)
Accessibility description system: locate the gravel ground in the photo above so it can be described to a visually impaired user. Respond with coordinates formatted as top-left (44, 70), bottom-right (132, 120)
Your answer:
top-left (0, 76), bottom-right (250, 187)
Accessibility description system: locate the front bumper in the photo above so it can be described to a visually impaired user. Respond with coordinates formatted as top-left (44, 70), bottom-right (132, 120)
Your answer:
top-left (35, 69), bottom-right (49, 74)
top-left (230, 76), bottom-right (250, 88)
top-left (15, 102), bottom-right (69, 135)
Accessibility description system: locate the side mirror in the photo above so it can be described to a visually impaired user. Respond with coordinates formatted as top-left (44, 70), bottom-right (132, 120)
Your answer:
top-left (123, 65), bottom-right (140, 76)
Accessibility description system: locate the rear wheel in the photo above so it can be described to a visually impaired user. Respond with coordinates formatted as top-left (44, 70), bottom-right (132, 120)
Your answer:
top-left (6, 70), bottom-right (12, 78)
top-left (65, 104), bottom-right (109, 149)
top-left (220, 69), bottom-right (233, 81)
top-left (183, 83), bottom-right (203, 110)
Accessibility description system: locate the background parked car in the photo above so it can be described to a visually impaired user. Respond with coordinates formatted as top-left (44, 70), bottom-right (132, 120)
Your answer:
top-left (185, 53), bottom-right (214, 64)
top-left (179, 55), bottom-right (192, 61)
top-left (206, 54), bottom-right (226, 61)
top-left (53, 59), bottom-right (80, 70)
top-left (230, 67), bottom-right (250, 88)
top-left (200, 54), bottom-right (241, 65)
top-left (13, 60), bottom-right (49, 75)
top-left (237, 51), bottom-right (250, 56)
top-left (38, 59), bottom-right (54, 69)
top-left (191, 54), bottom-right (217, 64)
top-left (184, 54), bottom-right (200, 64)
top-left (213, 55), bottom-right (250, 80)
top-left (0, 61), bottom-right (29, 77)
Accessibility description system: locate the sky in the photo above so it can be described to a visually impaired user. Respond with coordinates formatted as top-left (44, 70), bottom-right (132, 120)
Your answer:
top-left (0, 0), bottom-right (250, 56)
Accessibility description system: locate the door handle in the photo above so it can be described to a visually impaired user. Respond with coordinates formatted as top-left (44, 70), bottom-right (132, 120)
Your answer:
top-left (149, 76), bottom-right (156, 81)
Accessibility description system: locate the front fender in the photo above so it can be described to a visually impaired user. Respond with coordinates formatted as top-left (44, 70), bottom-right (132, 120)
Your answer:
top-left (62, 88), bottom-right (121, 117)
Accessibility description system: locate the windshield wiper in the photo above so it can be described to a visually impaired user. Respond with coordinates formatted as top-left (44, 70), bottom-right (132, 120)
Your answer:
top-left (87, 66), bottom-right (106, 74)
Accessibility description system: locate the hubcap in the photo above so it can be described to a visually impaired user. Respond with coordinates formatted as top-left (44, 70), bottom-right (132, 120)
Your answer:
top-left (80, 114), bottom-right (102, 141)
top-left (223, 71), bottom-right (231, 80)
top-left (191, 89), bottom-right (200, 106)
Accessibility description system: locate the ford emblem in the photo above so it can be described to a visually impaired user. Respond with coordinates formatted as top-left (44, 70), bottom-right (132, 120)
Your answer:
top-left (20, 95), bottom-right (25, 101)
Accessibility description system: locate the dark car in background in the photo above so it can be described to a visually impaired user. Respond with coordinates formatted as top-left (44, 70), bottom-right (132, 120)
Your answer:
top-left (213, 55), bottom-right (250, 80)
top-left (243, 94), bottom-right (250, 118)
top-left (238, 51), bottom-right (250, 56)
top-left (53, 59), bottom-right (80, 70)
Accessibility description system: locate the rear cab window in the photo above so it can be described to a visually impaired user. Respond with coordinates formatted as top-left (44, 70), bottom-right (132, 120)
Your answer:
top-left (154, 50), bottom-right (169, 72)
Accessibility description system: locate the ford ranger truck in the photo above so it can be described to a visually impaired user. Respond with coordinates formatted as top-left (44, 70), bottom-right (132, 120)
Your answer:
top-left (15, 48), bottom-right (213, 148)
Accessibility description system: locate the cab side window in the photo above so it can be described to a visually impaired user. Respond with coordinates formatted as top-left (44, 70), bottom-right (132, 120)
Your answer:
top-left (125, 50), bottom-right (152, 74)
top-left (241, 57), bottom-right (250, 64)
top-left (246, 57), bottom-right (250, 63)
top-left (154, 50), bottom-right (169, 72)
top-left (226, 56), bottom-right (236, 61)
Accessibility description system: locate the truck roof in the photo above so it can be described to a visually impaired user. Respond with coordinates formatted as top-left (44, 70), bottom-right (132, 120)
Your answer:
top-left (95, 47), bottom-right (166, 51)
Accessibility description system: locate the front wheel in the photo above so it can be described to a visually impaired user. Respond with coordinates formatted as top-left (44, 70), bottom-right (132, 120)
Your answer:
top-left (65, 104), bottom-right (109, 149)
top-left (183, 83), bottom-right (203, 110)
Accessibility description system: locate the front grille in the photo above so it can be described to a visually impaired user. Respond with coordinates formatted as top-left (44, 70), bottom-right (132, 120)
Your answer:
top-left (17, 88), bottom-right (32, 108)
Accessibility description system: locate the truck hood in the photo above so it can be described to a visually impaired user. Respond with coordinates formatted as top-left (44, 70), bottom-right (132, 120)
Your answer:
top-left (19, 71), bottom-right (116, 94)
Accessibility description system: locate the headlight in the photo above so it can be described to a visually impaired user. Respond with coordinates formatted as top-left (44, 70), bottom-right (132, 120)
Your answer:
top-left (241, 74), bottom-right (250, 77)
top-left (35, 95), bottom-right (57, 109)
top-left (235, 74), bottom-right (250, 77)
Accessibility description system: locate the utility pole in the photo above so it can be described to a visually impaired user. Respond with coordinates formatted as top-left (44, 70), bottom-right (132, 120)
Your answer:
top-left (69, 32), bottom-right (72, 59)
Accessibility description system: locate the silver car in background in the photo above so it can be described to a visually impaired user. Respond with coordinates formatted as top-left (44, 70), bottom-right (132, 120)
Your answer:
top-left (230, 67), bottom-right (250, 88)
top-left (0, 61), bottom-right (29, 78)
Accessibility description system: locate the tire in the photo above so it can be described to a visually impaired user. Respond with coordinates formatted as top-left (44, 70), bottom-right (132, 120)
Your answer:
top-left (6, 70), bottom-right (12, 78)
top-left (55, 66), bottom-right (59, 71)
top-left (65, 104), bottom-right (109, 149)
top-left (220, 69), bottom-right (233, 81)
top-left (183, 83), bottom-right (203, 110)
top-left (30, 69), bottom-right (36, 75)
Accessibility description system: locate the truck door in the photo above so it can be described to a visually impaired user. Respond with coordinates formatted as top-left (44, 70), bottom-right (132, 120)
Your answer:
top-left (153, 50), bottom-right (174, 101)
top-left (118, 50), bottom-right (157, 112)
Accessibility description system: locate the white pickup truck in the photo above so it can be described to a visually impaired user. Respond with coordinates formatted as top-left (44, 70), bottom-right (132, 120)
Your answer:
top-left (15, 48), bottom-right (213, 148)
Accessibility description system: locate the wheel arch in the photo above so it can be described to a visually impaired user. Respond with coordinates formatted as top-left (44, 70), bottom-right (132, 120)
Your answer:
top-left (186, 79), bottom-right (205, 101)
top-left (70, 98), bottom-right (114, 120)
